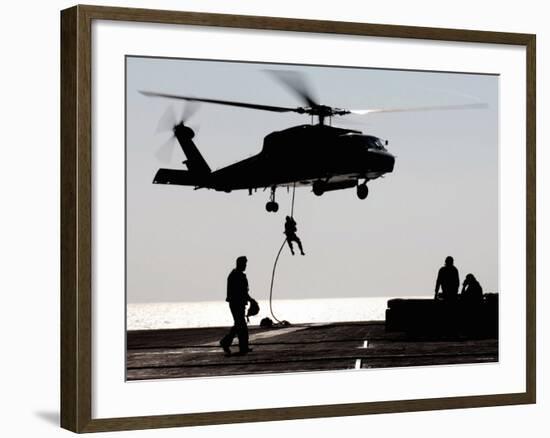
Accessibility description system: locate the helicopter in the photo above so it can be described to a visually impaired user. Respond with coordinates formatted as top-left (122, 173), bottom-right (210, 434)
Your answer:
top-left (141, 71), bottom-right (486, 212)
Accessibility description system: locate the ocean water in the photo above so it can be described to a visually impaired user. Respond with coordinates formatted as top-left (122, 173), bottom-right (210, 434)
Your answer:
top-left (127, 296), bottom-right (429, 331)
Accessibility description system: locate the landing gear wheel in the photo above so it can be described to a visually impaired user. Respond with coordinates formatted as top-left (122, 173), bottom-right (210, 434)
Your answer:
top-left (357, 184), bottom-right (369, 200)
top-left (266, 186), bottom-right (279, 212)
top-left (312, 181), bottom-right (325, 197)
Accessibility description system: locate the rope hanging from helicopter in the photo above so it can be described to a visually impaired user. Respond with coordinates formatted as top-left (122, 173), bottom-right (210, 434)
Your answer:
top-left (268, 182), bottom-right (297, 326)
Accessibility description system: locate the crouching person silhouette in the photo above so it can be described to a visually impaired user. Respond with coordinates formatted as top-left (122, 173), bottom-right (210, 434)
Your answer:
top-left (220, 256), bottom-right (253, 356)
top-left (284, 216), bottom-right (305, 256)
top-left (461, 273), bottom-right (483, 304)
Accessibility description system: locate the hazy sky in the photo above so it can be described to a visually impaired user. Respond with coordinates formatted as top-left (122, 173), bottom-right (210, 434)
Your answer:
top-left (126, 56), bottom-right (498, 304)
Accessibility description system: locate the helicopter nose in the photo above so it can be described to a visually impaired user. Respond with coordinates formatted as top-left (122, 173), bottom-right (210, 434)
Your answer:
top-left (379, 152), bottom-right (395, 172)
top-left (384, 153), bottom-right (395, 172)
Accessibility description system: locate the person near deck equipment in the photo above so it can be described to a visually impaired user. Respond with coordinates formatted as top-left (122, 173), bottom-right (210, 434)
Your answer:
top-left (284, 216), bottom-right (305, 256)
top-left (220, 256), bottom-right (253, 356)
top-left (434, 256), bottom-right (460, 301)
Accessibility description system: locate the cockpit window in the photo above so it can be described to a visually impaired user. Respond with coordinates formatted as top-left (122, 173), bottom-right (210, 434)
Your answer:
top-left (341, 133), bottom-right (386, 150)
top-left (365, 136), bottom-right (386, 150)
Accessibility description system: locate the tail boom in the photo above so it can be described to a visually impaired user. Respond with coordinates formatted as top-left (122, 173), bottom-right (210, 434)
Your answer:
top-left (153, 169), bottom-right (208, 187)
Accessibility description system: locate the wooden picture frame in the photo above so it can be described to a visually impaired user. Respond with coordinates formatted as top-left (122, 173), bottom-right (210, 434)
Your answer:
top-left (61, 4), bottom-right (536, 433)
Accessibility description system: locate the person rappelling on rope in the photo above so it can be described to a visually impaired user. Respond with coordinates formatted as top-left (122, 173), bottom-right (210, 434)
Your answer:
top-left (284, 216), bottom-right (305, 256)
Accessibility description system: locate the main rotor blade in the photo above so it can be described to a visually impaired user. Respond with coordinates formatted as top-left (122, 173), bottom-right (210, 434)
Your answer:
top-left (265, 70), bottom-right (318, 107)
top-left (140, 91), bottom-right (299, 113)
top-left (349, 102), bottom-right (488, 116)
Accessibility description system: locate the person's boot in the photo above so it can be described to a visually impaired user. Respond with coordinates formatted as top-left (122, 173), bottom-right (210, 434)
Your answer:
top-left (219, 339), bottom-right (231, 356)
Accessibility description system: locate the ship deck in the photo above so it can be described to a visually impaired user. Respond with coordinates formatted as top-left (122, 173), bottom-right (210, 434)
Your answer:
top-left (126, 321), bottom-right (498, 380)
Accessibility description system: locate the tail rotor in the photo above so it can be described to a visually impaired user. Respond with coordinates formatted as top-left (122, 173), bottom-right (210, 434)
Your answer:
top-left (153, 103), bottom-right (200, 164)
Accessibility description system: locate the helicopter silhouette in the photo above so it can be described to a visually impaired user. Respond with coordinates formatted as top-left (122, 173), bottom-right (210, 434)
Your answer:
top-left (141, 71), bottom-right (486, 212)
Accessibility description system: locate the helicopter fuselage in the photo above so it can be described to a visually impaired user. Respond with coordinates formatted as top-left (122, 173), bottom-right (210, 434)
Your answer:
top-left (207, 124), bottom-right (394, 190)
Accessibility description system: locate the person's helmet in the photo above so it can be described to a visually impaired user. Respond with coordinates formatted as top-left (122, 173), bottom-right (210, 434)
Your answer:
top-left (247, 298), bottom-right (260, 319)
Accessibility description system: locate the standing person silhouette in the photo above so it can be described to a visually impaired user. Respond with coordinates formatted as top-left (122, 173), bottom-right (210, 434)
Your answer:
top-left (434, 256), bottom-right (460, 301)
top-left (284, 216), bottom-right (305, 256)
top-left (220, 256), bottom-right (253, 356)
